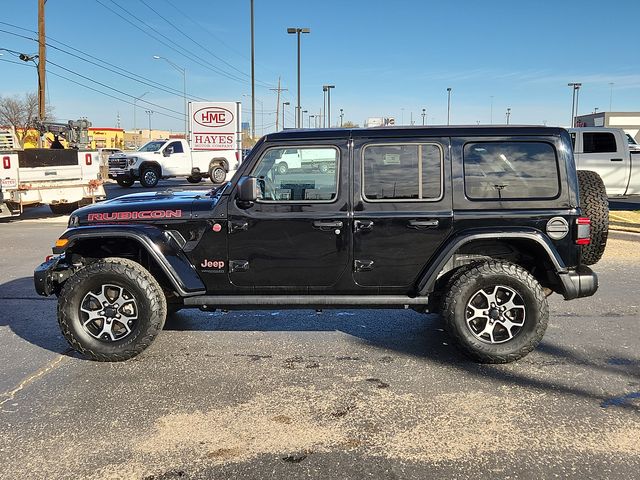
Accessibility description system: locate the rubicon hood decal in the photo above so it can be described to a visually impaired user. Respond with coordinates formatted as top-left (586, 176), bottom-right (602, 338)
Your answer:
top-left (87, 210), bottom-right (183, 222)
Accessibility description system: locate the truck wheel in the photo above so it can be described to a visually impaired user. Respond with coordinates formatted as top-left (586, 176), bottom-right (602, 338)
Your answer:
top-left (57, 258), bottom-right (167, 361)
top-left (577, 170), bottom-right (609, 265)
top-left (49, 202), bottom-right (79, 215)
top-left (441, 261), bottom-right (548, 363)
top-left (318, 163), bottom-right (329, 174)
top-left (140, 166), bottom-right (160, 188)
top-left (209, 165), bottom-right (227, 184)
top-left (117, 178), bottom-right (134, 188)
top-left (277, 162), bottom-right (288, 175)
top-left (187, 175), bottom-right (202, 183)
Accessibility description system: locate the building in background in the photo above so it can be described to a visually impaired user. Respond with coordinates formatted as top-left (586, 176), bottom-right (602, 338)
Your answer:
top-left (575, 112), bottom-right (640, 143)
top-left (123, 130), bottom-right (185, 150)
top-left (88, 127), bottom-right (124, 150)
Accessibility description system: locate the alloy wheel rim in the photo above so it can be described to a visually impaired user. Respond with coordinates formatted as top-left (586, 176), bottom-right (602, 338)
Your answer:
top-left (79, 284), bottom-right (138, 342)
top-left (144, 170), bottom-right (157, 184)
top-left (213, 168), bottom-right (225, 183)
top-left (465, 285), bottom-right (526, 344)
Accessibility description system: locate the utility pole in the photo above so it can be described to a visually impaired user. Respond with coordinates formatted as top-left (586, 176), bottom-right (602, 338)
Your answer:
top-left (422, 108), bottom-right (426, 125)
top-left (323, 85), bottom-right (334, 127)
top-left (506, 107), bottom-right (511, 125)
top-left (309, 114), bottom-right (315, 128)
top-left (38, 0), bottom-right (46, 147)
top-left (302, 110), bottom-right (308, 128)
top-left (340, 108), bottom-right (344, 127)
top-left (609, 82), bottom-right (614, 111)
top-left (270, 77), bottom-right (288, 131)
top-left (446, 87), bottom-right (452, 125)
top-left (250, 0), bottom-right (255, 139)
top-left (490, 96), bottom-right (494, 124)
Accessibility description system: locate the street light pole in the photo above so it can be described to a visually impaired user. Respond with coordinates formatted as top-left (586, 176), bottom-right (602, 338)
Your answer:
top-left (506, 107), bottom-right (511, 125)
top-left (145, 110), bottom-right (154, 138)
top-left (490, 95), bottom-right (494, 124)
top-left (568, 82), bottom-right (582, 127)
top-left (302, 110), bottom-right (308, 128)
top-left (309, 115), bottom-right (314, 129)
top-left (340, 108), bottom-right (344, 127)
top-left (422, 108), bottom-right (426, 126)
top-left (609, 82), bottom-right (614, 111)
top-left (153, 56), bottom-right (187, 138)
top-left (323, 85), bottom-right (335, 127)
top-left (287, 27), bottom-right (310, 128)
top-left (282, 102), bottom-right (290, 130)
top-left (446, 87), bottom-right (452, 125)
top-left (250, 0), bottom-right (255, 139)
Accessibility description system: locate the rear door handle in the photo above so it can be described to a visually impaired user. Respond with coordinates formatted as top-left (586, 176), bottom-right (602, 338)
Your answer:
top-left (354, 220), bottom-right (374, 232)
top-left (408, 219), bottom-right (439, 229)
top-left (313, 220), bottom-right (343, 229)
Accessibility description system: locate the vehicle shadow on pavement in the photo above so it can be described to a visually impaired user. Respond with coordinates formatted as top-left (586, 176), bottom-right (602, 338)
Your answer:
top-left (0, 277), bottom-right (75, 358)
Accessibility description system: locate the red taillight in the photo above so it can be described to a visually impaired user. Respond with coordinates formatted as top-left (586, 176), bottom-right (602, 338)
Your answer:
top-left (85, 153), bottom-right (92, 165)
top-left (2, 156), bottom-right (10, 169)
top-left (235, 151), bottom-right (240, 162)
top-left (576, 217), bottom-right (591, 245)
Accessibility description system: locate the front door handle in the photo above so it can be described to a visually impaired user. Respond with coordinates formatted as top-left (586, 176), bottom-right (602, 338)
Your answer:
top-left (408, 219), bottom-right (439, 229)
top-left (313, 220), bottom-right (343, 229)
top-left (610, 158), bottom-right (623, 162)
top-left (354, 220), bottom-right (374, 232)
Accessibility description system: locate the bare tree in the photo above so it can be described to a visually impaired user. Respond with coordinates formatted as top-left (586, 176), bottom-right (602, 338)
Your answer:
top-left (0, 92), bottom-right (53, 148)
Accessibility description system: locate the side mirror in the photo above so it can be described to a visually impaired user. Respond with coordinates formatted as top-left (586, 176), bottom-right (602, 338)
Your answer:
top-left (163, 147), bottom-right (173, 156)
top-left (237, 177), bottom-right (259, 202)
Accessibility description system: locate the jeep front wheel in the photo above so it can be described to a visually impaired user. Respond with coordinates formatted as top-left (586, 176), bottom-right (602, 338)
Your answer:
top-left (441, 261), bottom-right (548, 363)
top-left (140, 166), bottom-right (160, 188)
top-left (57, 258), bottom-right (167, 361)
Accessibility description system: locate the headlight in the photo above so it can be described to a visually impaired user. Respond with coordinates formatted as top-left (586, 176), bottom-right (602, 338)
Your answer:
top-left (68, 214), bottom-right (79, 227)
top-left (128, 157), bottom-right (138, 166)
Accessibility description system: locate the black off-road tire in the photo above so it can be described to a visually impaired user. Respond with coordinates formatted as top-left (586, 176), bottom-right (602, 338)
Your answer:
top-left (441, 261), bottom-right (548, 363)
top-left (276, 162), bottom-right (288, 175)
top-left (140, 166), bottom-right (160, 188)
top-left (58, 258), bottom-right (167, 361)
top-left (49, 202), bottom-right (79, 215)
top-left (117, 178), bottom-right (134, 188)
top-left (577, 170), bottom-right (609, 265)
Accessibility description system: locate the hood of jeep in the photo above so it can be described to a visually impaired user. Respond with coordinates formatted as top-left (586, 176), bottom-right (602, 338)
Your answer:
top-left (73, 190), bottom-right (214, 225)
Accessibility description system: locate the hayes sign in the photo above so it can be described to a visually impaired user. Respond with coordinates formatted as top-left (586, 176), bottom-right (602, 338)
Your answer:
top-left (189, 101), bottom-right (241, 151)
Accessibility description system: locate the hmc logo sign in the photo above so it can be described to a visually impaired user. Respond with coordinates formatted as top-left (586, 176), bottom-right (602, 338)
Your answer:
top-left (189, 102), bottom-right (241, 151)
top-left (193, 106), bottom-right (234, 128)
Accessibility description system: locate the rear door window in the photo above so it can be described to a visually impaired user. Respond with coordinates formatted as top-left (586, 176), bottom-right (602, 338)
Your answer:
top-left (463, 142), bottom-right (560, 200)
top-left (362, 143), bottom-right (443, 201)
top-left (583, 132), bottom-right (617, 153)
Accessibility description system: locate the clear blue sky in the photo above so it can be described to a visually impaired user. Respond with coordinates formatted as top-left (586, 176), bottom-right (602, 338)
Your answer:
top-left (1, 0), bottom-right (639, 133)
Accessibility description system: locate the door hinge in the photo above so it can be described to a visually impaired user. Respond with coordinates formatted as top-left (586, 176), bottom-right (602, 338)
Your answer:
top-left (354, 259), bottom-right (374, 272)
top-left (229, 260), bottom-right (249, 272)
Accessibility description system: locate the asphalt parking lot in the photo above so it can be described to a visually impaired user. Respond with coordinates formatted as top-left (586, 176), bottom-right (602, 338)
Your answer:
top-left (1, 180), bottom-right (639, 479)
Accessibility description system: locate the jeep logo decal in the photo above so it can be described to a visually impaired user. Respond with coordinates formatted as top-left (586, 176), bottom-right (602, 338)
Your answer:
top-left (193, 107), bottom-right (233, 128)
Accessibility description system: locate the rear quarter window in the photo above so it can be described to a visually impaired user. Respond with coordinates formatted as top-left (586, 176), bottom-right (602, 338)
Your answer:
top-left (463, 142), bottom-right (560, 200)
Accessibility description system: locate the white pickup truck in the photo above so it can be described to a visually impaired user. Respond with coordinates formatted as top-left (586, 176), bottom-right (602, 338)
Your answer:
top-left (569, 127), bottom-right (640, 197)
top-left (108, 138), bottom-right (240, 188)
top-left (0, 147), bottom-right (105, 217)
top-left (274, 148), bottom-right (336, 174)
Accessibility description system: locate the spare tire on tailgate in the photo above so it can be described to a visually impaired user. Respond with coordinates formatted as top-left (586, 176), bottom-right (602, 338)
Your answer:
top-left (577, 170), bottom-right (608, 265)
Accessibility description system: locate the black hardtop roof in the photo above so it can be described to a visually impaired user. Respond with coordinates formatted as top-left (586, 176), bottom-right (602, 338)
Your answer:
top-left (264, 125), bottom-right (567, 142)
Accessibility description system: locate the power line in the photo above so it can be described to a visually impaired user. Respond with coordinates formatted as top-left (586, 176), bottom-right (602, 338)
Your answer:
top-left (0, 23), bottom-right (209, 102)
top-left (95, 0), bottom-right (273, 88)
top-left (0, 58), bottom-right (184, 122)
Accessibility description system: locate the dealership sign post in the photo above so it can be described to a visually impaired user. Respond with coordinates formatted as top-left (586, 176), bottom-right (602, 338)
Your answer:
top-left (189, 101), bottom-right (242, 152)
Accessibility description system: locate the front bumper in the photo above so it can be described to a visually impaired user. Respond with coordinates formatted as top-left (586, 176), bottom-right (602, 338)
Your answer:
top-left (558, 266), bottom-right (598, 300)
top-left (108, 168), bottom-right (138, 180)
top-left (34, 256), bottom-right (71, 296)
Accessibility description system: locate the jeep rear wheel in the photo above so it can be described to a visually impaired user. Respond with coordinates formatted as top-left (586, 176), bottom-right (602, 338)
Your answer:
top-left (442, 261), bottom-right (548, 363)
top-left (140, 166), bottom-right (160, 188)
top-left (577, 170), bottom-right (609, 265)
top-left (57, 258), bottom-right (166, 361)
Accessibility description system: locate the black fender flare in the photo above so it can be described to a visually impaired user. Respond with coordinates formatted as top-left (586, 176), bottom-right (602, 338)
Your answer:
top-left (54, 224), bottom-right (205, 297)
top-left (416, 228), bottom-right (567, 296)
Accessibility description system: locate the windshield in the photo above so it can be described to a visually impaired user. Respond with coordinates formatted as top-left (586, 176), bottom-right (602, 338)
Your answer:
top-left (137, 141), bottom-right (166, 152)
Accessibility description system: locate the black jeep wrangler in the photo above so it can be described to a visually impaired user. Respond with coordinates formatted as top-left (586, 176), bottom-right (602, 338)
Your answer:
top-left (34, 126), bottom-right (607, 363)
